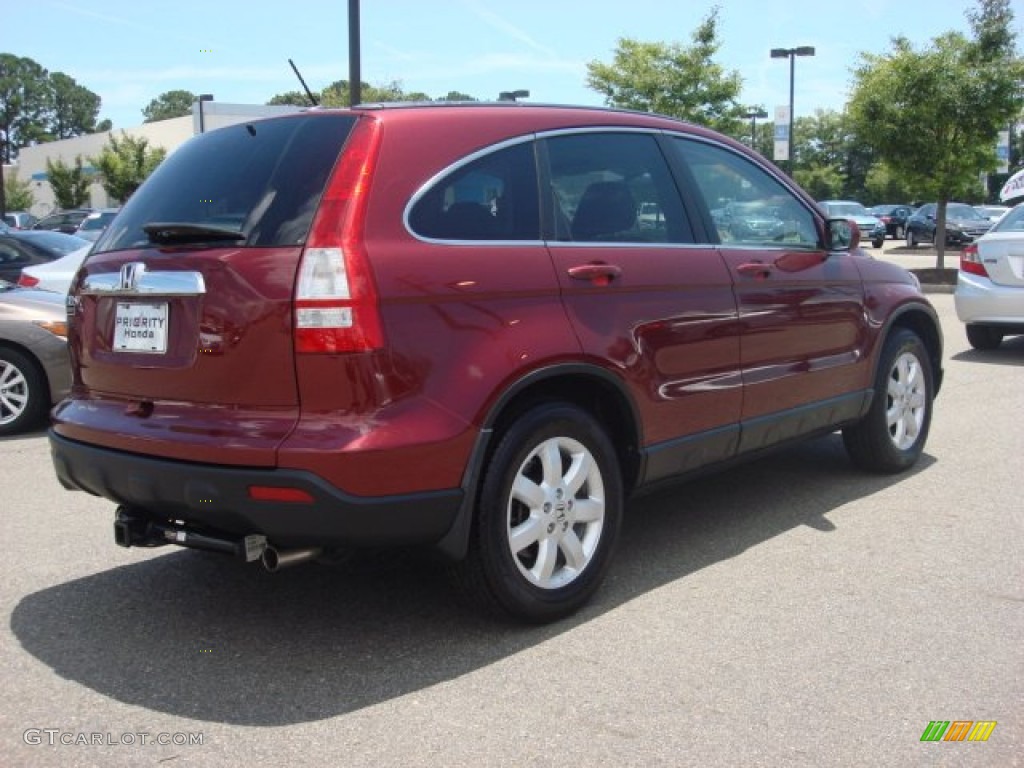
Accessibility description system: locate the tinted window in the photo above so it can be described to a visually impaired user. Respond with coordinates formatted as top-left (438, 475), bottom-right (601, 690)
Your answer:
top-left (95, 115), bottom-right (357, 253)
top-left (544, 132), bottom-right (691, 243)
top-left (408, 141), bottom-right (539, 241)
top-left (671, 138), bottom-right (818, 248)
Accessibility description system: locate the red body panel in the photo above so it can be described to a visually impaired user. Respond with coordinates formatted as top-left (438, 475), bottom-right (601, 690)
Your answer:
top-left (717, 246), bottom-right (870, 418)
top-left (547, 243), bottom-right (741, 444)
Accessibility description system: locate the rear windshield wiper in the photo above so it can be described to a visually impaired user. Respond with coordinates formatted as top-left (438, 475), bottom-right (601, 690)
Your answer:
top-left (143, 222), bottom-right (246, 245)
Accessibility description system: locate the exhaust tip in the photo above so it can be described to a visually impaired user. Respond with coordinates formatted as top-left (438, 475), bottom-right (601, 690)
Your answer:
top-left (261, 546), bottom-right (322, 572)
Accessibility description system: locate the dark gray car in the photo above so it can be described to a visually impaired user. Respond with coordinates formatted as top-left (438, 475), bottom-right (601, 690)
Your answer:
top-left (906, 202), bottom-right (992, 247)
top-left (0, 281), bottom-right (70, 435)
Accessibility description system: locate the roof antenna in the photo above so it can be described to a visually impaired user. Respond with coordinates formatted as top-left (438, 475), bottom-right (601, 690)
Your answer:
top-left (288, 59), bottom-right (320, 106)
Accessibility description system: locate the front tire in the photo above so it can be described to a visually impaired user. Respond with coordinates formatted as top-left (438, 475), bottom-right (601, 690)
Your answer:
top-left (453, 402), bottom-right (623, 623)
top-left (0, 347), bottom-right (50, 436)
top-left (872, 237), bottom-right (884, 248)
top-left (966, 324), bottom-right (1003, 350)
top-left (843, 329), bottom-right (933, 474)
top-left (906, 228), bottom-right (918, 248)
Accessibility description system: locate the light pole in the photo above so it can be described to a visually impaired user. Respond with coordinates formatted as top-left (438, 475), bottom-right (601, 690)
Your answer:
top-left (349, 0), bottom-right (361, 106)
top-left (770, 46), bottom-right (815, 175)
top-left (742, 107), bottom-right (767, 152)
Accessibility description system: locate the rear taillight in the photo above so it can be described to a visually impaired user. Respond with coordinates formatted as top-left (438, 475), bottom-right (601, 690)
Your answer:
top-left (295, 117), bottom-right (384, 354)
top-left (18, 273), bottom-right (39, 288)
top-left (959, 244), bottom-right (988, 277)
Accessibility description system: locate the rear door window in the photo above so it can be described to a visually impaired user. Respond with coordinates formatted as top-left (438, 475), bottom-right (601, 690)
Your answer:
top-left (95, 114), bottom-right (357, 253)
top-left (542, 132), bottom-right (692, 243)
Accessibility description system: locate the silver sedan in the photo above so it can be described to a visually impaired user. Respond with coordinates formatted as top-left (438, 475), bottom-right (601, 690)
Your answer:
top-left (0, 280), bottom-right (71, 435)
top-left (955, 202), bottom-right (1024, 349)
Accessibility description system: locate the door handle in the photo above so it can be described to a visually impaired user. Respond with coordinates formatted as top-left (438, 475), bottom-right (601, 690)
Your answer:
top-left (567, 263), bottom-right (622, 286)
top-left (736, 261), bottom-right (774, 278)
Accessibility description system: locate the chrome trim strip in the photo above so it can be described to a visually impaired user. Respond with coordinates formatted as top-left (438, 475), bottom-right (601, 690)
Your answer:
top-left (80, 270), bottom-right (207, 296)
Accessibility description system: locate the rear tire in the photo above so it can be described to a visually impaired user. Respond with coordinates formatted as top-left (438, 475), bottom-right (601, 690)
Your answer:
top-left (0, 347), bottom-right (50, 436)
top-left (895, 225), bottom-right (905, 240)
top-left (966, 324), bottom-right (1003, 350)
top-left (843, 329), bottom-right (933, 474)
top-left (452, 402), bottom-right (623, 623)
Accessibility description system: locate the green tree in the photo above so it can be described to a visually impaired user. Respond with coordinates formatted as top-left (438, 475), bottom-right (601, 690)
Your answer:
top-left (46, 155), bottom-right (92, 209)
top-left (849, 0), bottom-right (1024, 268)
top-left (48, 72), bottom-right (100, 139)
top-left (585, 7), bottom-right (744, 134)
top-left (438, 91), bottom-right (477, 102)
top-left (142, 89), bottom-right (197, 122)
top-left (794, 164), bottom-right (844, 201)
top-left (267, 90), bottom-right (310, 107)
top-left (267, 80), bottom-right (467, 108)
top-left (0, 54), bottom-right (51, 163)
top-left (91, 132), bottom-right (166, 202)
top-left (321, 80), bottom-right (409, 106)
top-left (863, 162), bottom-right (917, 206)
top-left (3, 171), bottom-right (35, 211)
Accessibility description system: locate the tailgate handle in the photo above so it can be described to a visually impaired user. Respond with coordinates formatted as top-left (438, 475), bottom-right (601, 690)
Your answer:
top-left (81, 268), bottom-right (207, 296)
top-left (567, 263), bottom-right (622, 286)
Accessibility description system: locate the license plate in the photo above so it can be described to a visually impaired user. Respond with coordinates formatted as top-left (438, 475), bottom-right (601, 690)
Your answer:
top-left (113, 302), bottom-right (168, 353)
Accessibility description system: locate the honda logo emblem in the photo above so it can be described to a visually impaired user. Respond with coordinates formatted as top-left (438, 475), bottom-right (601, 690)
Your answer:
top-left (118, 262), bottom-right (146, 291)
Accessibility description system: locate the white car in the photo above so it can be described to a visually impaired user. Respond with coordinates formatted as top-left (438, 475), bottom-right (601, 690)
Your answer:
top-left (955, 201), bottom-right (1024, 349)
top-left (17, 244), bottom-right (91, 295)
top-left (974, 204), bottom-right (1010, 223)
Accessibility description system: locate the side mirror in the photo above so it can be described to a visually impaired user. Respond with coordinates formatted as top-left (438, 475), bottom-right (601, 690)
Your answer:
top-left (826, 217), bottom-right (860, 251)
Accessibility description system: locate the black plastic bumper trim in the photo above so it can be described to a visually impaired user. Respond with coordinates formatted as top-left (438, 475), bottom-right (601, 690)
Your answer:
top-left (49, 431), bottom-right (463, 548)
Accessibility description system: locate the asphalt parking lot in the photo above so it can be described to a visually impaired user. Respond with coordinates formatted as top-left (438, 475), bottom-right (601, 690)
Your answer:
top-left (1, 289), bottom-right (1021, 767)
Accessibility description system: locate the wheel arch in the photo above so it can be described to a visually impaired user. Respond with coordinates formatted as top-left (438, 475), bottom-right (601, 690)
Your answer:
top-left (877, 303), bottom-right (944, 395)
top-left (435, 362), bottom-right (642, 560)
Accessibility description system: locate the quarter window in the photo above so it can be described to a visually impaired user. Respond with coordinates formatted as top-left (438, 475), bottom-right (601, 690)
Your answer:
top-left (408, 142), bottom-right (540, 241)
top-left (671, 138), bottom-right (819, 248)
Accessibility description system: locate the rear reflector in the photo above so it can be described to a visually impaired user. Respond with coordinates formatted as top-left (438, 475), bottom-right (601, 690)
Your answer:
top-left (248, 486), bottom-right (315, 504)
top-left (959, 244), bottom-right (988, 277)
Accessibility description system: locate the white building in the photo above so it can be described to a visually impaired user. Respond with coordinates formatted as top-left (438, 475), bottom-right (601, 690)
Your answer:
top-left (6, 100), bottom-right (303, 216)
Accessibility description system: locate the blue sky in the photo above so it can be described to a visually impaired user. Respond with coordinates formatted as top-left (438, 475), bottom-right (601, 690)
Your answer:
top-left (7, 0), bottom-right (1016, 130)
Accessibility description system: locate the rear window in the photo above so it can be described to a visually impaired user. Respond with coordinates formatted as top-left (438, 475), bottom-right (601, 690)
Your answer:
top-left (95, 114), bottom-right (357, 253)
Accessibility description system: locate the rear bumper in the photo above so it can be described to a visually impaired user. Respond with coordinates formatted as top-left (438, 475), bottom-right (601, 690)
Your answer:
top-left (954, 273), bottom-right (1024, 325)
top-left (49, 431), bottom-right (463, 549)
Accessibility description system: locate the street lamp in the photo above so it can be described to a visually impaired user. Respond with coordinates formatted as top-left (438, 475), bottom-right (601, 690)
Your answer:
top-left (770, 46), bottom-right (815, 174)
top-left (742, 107), bottom-right (767, 151)
top-left (498, 89), bottom-right (530, 102)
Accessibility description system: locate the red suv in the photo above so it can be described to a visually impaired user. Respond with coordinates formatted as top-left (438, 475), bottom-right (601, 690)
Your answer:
top-left (50, 104), bottom-right (942, 622)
